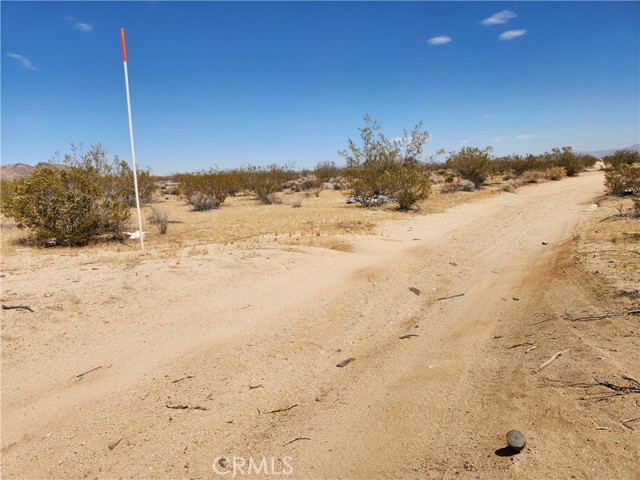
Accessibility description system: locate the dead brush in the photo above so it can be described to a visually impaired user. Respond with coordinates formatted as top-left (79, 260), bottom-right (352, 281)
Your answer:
top-left (147, 207), bottom-right (169, 234)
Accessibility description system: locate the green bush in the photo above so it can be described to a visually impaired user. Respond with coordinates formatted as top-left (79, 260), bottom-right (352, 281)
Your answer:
top-left (179, 170), bottom-right (230, 211)
top-left (340, 115), bottom-right (430, 209)
top-left (384, 159), bottom-right (431, 210)
top-left (247, 164), bottom-right (293, 204)
top-left (605, 164), bottom-right (640, 195)
top-left (445, 146), bottom-right (493, 187)
top-left (1, 165), bottom-right (130, 246)
top-left (63, 143), bottom-right (155, 207)
top-left (543, 147), bottom-right (583, 176)
top-left (603, 149), bottom-right (640, 168)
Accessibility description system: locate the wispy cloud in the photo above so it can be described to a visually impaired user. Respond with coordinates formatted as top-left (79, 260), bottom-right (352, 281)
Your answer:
top-left (460, 139), bottom-right (471, 144)
top-left (516, 134), bottom-right (552, 140)
top-left (73, 22), bottom-right (94, 32)
top-left (481, 10), bottom-right (517, 26)
top-left (499, 30), bottom-right (527, 41)
top-left (427, 36), bottom-right (452, 46)
top-left (7, 53), bottom-right (37, 70)
top-left (482, 114), bottom-right (494, 119)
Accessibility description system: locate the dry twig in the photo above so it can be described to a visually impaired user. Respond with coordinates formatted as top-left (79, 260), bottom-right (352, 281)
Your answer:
top-left (538, 349), bottom-right (571, 370)
top-left (267, 404), bottom-right (299, 414)
top-left (76, 365), bottom-right (103, 379)
top-left (2, 304), bottom-right (34, 312)
top-left (166, 404), bottom-right (209, 411)
top-left (509, 342), bottom-right (536, 349)
top-left (108, 437), bottom-right (123, 450)
top-left (282, 437), bottom-right (311, 447)
top-left (622, 417), bottom-right (640, 430)
top-left (437, 293), bottom-right (465, 301)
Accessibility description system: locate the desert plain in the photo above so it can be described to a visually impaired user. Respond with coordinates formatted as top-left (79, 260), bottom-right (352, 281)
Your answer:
top-left (1, 169), bottom-right (639, 479)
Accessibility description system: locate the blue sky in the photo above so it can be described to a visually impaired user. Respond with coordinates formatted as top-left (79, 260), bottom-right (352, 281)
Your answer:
top-left (2, 1), bottom-right (639, 175)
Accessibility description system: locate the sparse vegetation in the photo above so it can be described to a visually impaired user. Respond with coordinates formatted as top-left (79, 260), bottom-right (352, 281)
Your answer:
top-left (1, 164), bottom-right (130, 246)
top-left (247, 164), bottom-right (294, 204)
top-left (545, 166), bottom-right (567, 181)
top-left (340, 114), bottom-right (431, 210)
top-left (178, 170), bottom-right (230, 211)
top-left (445, 146), bottom-right (492, 187)
top-left (603, 149), bottom-right (640, 168)
top-left (147, 207), bottom-right (169, 234)
top-left (605, 164), bottom-right (640, 195)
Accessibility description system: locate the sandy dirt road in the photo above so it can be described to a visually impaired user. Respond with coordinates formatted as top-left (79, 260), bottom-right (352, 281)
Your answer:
top-left (1, 170), bottom-right (638, 479)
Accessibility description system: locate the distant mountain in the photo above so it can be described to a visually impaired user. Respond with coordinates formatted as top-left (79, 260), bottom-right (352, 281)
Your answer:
top-left (1, 163), bottom-right (35, 181)
top-left (1, 162), bottom-right (67, 182)
top-left (577, 144), bottom-right (640, 159)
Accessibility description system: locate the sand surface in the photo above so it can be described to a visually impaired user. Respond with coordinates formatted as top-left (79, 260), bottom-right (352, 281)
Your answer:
top-left (2, 170), bottom-right (638, 479)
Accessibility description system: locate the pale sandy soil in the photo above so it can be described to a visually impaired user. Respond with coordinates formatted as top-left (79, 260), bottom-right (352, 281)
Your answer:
top-left (1, 170), bottom-right (638, 479)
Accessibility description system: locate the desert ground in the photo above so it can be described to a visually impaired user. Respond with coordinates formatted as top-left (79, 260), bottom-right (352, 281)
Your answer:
top-left (1, 169), bottom-right (638, 479)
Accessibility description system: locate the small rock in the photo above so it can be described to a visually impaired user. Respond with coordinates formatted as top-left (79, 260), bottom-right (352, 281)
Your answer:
top-left (506, 430), bottom-right (526, 452)
top-left (542, 241), bottom-right (549, 245)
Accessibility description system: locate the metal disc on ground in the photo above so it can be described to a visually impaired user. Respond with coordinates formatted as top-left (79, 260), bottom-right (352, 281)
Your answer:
top-left (506, 430), bottom-right (526, 451)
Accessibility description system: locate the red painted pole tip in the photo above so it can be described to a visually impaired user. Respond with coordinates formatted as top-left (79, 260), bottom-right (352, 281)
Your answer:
top-left (120, 28), bottom-right (127, 62)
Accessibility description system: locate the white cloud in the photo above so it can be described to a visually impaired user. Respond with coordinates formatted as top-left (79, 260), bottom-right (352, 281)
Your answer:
top-left (482, 114), bottom-right (494, 119)
top-left (516, 134), bottom-right (552, 140)
top-left (7, 53), bottom-right (37, 70)
top-left (460, 139), bottom-right (471, 144)
top-left (499, 29), bottom-right (527, 41)
top-left (481, 10), bottom-right (517, 26)
top-left (428, 36), bottom-right (452, 46)
top-left (73, 22), bottom-right (94, 32)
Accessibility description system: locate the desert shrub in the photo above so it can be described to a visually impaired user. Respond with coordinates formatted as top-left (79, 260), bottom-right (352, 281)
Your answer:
top-left (64, 143), bottom-right (155, 207)
top-left (545, 166), bottom-right (567, 180)
top-left (340, 114), bottom-right (430, 210)
top-left (247, 164), bottom-right (293, 204)
top-left (429, 173), bottom-right (445, 184)
top-left (384, 159), bottom-right (432, 210)
top-left (522, 170), bottom-right (546, 183)
top-left (179, 170), bottom-right (230, 211)
top-left (314, 161), bottom-right (340, 183)
top-left (147, 207), bottom-right (169, 234)
top-left (605, 164), bottom-right (640, 195)
top-left (458, 179), bottom-right (476, 192)
top-left (439, 179), bottom-right (474, 193)
top-left (225, 168), bottom-right (250, 196)
top-left (1, 178), bottom-right (18, 209)
top-left (1, 165), bottom-right (130, 246)
top-left (577, 153), bottom-right (598, 170)
top-left (502, 181), bottom-right (518, 193)
top-left (603, 149), bottom-right (640, 168)
top-left (445, 146), bottom-right (493, 187)
top-left (543, 147), bottom-right (583, 176)
top-left (340, 115), bottom-right (396, 207)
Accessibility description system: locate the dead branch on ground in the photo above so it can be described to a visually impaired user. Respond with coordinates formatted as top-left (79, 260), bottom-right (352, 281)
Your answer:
top-left (538, 349), bottom-right (571, 370)
top-left (283, 437), bottom-right (311, 446)
top-left (75, 365), bottom-right (103, 379)
top-left (2, 304), bottom-right (34, 312)
top-left (437, 293), bottom-right (465, 301)
top-left (509, 342), bottom-right (536, 349)
top-left (622, 416), bottom-right (640, 430)
top-left (267, 404), bottom-right (299, 414)
top-left (547, 376), bottom-right (640, 401)
top-left (166, 404), bottom-right (209, 411)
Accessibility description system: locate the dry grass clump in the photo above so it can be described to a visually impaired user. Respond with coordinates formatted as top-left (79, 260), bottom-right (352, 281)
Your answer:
top-left (545, 166), bottom-right (567, 181)
top-left (147, 207), bottom-right (169, 234)
top-left (522, 170), bottom-right (547, 184)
